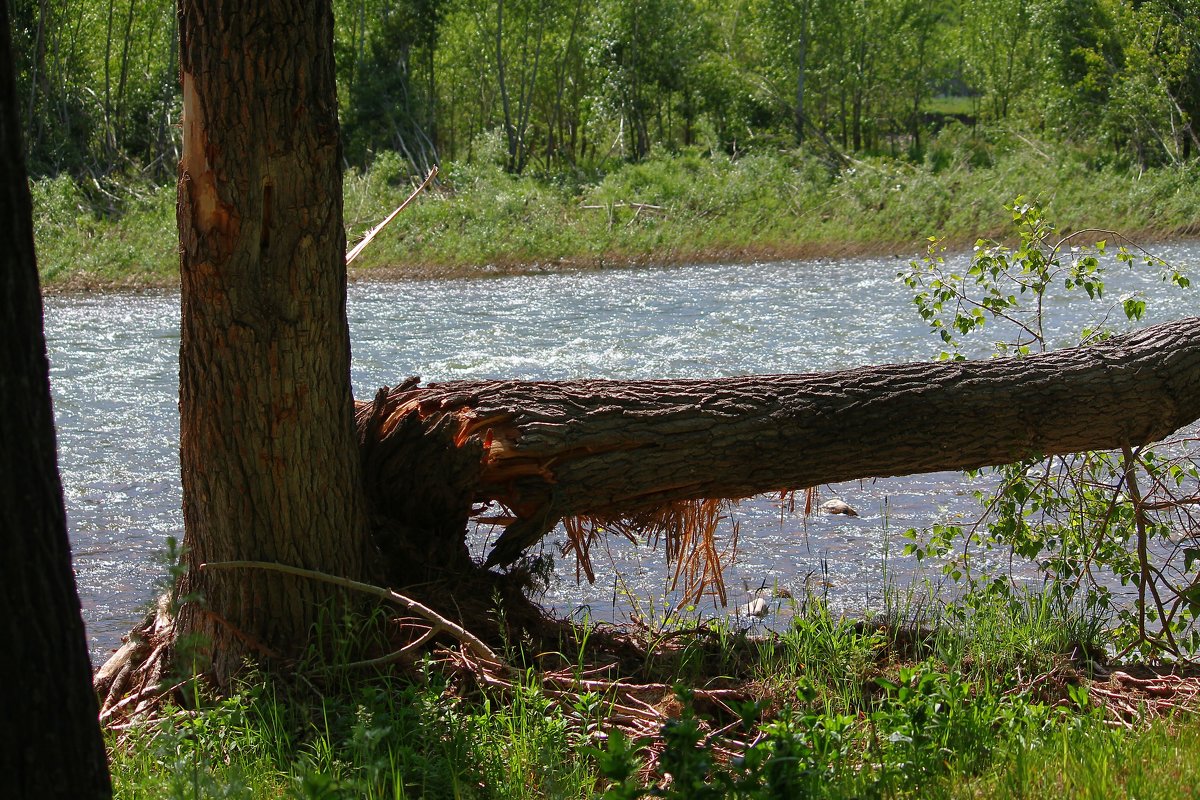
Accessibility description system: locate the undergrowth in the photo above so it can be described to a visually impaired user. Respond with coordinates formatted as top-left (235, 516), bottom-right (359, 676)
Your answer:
top-left (108, 587), bottom-right (1200, 799)
top-left (35, 127), bottom-right (1200, 289)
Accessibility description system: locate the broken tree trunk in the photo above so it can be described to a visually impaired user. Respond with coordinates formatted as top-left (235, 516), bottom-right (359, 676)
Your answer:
top-left (356, 316), bottom-right (1200, 570)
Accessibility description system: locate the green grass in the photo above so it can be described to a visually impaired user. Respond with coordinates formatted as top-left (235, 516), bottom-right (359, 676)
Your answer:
top-left (107, 587), bottom-right (1200, 799)
top-left (32, 172), bottom-right (178, 288)
top-left (112, 679), bottom-right (1200, 799)
top-left (111, 667), bottom-right (601, 799)
top-left (34, 128), bottom-right (1200, 290)
top-left (922, 95), bottom-right (977, 116)
top-left (956, 717), bottom-right (1200, 799)
top-left (343, 134), bottom-right (1200, 276)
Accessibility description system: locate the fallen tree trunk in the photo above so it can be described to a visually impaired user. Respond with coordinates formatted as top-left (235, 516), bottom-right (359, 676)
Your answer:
top-left (356, 316), bottom-right (1200, 570)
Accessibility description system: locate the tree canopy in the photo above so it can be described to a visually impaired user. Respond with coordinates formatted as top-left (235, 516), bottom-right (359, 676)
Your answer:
top-left (8, 0), bottom-right (1200, 179)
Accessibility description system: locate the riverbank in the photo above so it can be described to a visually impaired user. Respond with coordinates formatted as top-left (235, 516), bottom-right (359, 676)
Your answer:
top-left (33, 133), bottom-right (1200, 292)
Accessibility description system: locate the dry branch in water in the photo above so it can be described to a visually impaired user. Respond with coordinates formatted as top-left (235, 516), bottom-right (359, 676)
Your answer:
top-left (346, 166), bottom-right (438, 265)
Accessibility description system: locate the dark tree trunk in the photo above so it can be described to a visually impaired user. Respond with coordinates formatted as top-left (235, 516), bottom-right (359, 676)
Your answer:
top-left (0, 3), bottom-right (112, 795)
top-left (172, 0), bottom-right (374, 685)
top-left (357, 317), bottom-right (1200, 568)
top-left (793, 0), bottom-right (809, 146)
top-left (494, 0), bottom-right (520, 172)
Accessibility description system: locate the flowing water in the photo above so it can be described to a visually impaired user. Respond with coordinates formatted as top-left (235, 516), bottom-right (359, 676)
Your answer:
top-left (45, 243), bottom-right (1200, 663)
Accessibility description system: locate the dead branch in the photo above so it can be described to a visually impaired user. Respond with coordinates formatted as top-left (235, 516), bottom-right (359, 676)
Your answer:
top-left (346, 165), bottom-right (438, 265)
top-left (201, 559), bottom-right (499, 663)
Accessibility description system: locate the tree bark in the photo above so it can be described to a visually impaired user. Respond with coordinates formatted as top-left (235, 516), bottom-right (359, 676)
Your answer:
top-left (0, 2), bottom-right (112, 795)
top-left (358, 317), bottom-right (1200, 567)
top-left (174, 0), bottom-right (374, 685)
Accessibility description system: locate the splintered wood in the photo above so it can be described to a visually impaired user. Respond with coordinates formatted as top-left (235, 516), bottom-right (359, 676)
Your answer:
top-left (564, 498), bottom-right (741, 608)
top-left (359, 381), bottom-right (749, 600)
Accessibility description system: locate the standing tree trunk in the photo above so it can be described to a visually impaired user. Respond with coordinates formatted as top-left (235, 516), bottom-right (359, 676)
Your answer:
top-left (495, 0), bottom-right (519, 170)
top-left (793, 0), bottom-right (810, 146)
top-left (0, 3), bottom-right (112, 795)
top-left (173, 0), bottom-right (375, 686)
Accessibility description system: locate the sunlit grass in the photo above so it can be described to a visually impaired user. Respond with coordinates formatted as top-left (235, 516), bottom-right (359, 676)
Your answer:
top-left (955, 717), bottom-right (1200, 800)
top-left (34, 135), bottom-right (1200, 290)
top-left (31, 173), bottom-right (178, 288)
top-left (922, 95), bottom-right (977, 116)
top-left (110, 666), bottom-right (600, 799)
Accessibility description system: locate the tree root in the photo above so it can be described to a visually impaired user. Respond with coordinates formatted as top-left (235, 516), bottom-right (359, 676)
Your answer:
top-left (1089, 669), bottom-right (1200, 726)
top-left (1002, 661), bottom-right (1200, 728)
top-left (440, 645), bottom-right (756, 780)
top-left (94, 593), bottom-right (177, 721)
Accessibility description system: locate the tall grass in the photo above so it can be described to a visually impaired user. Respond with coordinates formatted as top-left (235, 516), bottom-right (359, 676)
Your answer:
top-left (342, 132), bottom-right (1200, 276)
top-left (110, 664), bottom-right (601, 799)
top-left (34, 130), bottom-right (1200, 289)
top-left (108, 585), bottom-right (1198, 799)
top-left (959, 717), bottom-right (1200, 799)
top-left (32, 173), bottom-right (177, 288)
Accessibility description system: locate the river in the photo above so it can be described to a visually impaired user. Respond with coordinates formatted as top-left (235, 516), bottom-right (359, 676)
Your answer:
top-left (45, 243), bottom-right (1200, 663)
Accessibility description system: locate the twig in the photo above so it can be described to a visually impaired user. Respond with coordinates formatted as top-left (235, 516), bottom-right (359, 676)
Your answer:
top-left (200, 559), bottom-right (498, 663)
top-left (1122, 443), bottom-right (1181, 655)
top-left (580, 202), bottom-right (665, 212)
top-left (346, 165), bottom-right (438, 265)
top-left (335, 626), bottom-right (440, 671)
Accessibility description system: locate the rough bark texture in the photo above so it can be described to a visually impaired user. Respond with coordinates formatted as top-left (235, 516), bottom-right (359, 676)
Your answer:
top-left (357, 317), bottom-right (1200, 567)
top-left (0, 4), bottom-right (113, 795)
top-left (175, 0), bottom-right (373, 683)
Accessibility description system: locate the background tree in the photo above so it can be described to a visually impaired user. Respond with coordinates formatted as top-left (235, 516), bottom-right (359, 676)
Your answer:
top-left (958, 0), bottom-right (1039, 121)
top-left (593, 0), bottom-right (702, 160)
top-left (1099, 0), bottom-right (1200, 166)
top-left (0, 1), bottom-right (112, 795)
top-left (338, 0), bottom-right (443, 173)
top-left (10, 0), bottom-right (1200, 180)
top-left (1033, 0), bottom-right (1123, 144)
top-left (489, 0), bottom-right (551, 172)
top-left (884, 0), bottom-right (947, 155)
top-left (759, 0), bottom-right (815, 145)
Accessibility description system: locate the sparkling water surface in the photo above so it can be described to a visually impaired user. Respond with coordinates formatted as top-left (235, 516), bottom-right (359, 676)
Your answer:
top-left (44, 243), bottom-right (1200, 662)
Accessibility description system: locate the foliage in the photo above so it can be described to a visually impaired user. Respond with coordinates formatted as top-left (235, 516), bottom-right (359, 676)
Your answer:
top-left (30, 171), bottom-right (176, 286)
top-left (111, 662), bottom-right (599, 799)
top-left (592, 662), bottom-right (1116, 799)
top-left (336, 0), bottom-right (444, 174)
top-left (10, 0), bottom-right (1200, 179)
top-left (899, 199), bottom-right (1199, 658)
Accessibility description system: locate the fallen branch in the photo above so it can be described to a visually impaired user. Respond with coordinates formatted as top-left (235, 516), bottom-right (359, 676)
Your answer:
top-left (356, 316), bottom-right (1200, 570)
top-left (580, 202), bottom-right (665, 212)
top-left (201, 559), bottom-right (498, 663)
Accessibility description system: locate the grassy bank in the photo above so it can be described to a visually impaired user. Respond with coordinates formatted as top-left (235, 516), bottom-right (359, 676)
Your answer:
top-left (106, 588), bottom-right (1200, 799)
top-left (34, 127), bottom-right (1200, 291)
